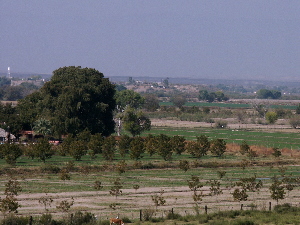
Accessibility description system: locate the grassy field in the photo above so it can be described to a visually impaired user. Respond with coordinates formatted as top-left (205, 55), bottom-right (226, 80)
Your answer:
top-left (160, 101), bottom-right (297, 109)
top-left (144, 126), bottom-right (300, 150)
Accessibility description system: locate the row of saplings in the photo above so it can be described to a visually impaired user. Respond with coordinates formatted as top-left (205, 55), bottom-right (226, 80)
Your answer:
top-left (0, 132), bottom-right (227, 165)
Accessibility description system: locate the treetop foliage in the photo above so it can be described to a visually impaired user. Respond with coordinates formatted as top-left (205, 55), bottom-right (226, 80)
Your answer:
top-left (115, 89), bottom-right (144, 110)
top-left (18, 66), bottom-right (116, 137)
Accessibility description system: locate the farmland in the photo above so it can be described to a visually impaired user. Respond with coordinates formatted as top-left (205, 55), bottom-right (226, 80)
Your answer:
top-left (146, 124), bottom-right (300, 150)
top-left (2, 97), bottom-right (300, 224)
top-left (2, 119), bottom-right (300, 224)
top-left (2, 147), bottom-right (300, 224)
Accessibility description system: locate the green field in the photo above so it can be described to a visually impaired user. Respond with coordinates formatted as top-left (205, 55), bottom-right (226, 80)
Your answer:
top-left (144, 126), bottom-right (300, 150)
top-left (160, 101), bottom-right (297, 109)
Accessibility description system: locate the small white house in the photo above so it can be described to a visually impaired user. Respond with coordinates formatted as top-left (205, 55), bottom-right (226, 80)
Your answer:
top-left (0, 128), bottom-right (16, 143)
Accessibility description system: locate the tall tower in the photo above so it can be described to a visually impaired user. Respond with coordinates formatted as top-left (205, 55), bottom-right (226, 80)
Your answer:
top-left (7, 67), bottom-right (11, 78)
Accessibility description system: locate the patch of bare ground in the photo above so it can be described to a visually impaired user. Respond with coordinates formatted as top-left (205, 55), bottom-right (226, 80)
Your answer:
top-left (150, 98), bottom-right (300, 132)
top-left (13, 182), bottom-right (300, 221)
top-left (151, 118), bottom-right (299, 133)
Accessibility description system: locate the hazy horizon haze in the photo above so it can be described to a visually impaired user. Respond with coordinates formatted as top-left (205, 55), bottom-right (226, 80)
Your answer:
top-left (1, 1), bottom-right (299, 81)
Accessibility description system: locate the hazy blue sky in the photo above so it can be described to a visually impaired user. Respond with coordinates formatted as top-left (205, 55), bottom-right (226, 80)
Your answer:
top-left (1, 1), bottom-right (299, 81)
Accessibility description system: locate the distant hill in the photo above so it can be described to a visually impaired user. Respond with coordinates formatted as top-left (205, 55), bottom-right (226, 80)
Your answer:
top-left (107, 76), bottom-right (300, 88)
top-left (1, 71), bottom-right (300, 89)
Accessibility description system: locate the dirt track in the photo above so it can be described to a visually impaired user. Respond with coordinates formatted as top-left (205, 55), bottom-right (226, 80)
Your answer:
top-left (14, 180), bottom-right (300, 220)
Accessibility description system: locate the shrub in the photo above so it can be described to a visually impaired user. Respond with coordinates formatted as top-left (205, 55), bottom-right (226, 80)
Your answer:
top-left (37, 213), bottom-right (61, 225)
top-left (1, 214), bottom-right (30, 225)
top-left (198, 214), bottom-right (210, 223)
top-left (70, 211), bottom-right (96, 225)
top-left (274, 203), bottom-right (298, 213)
top-left (166, 212), bottom-right (182, 220)
top-left (289, 116), bottom-right (300, 129)
top-left (233, 220), bottom-right (255, 225)
top-left (215, 120), bottom-right (227, 128)
top-left (150, 217), bottom-right (164, 222)
top-left (141, 162), bottom-right (155, 169)
top-left (40, 164), bottom-right (61, 174)
top-left (142, 208), bottom-right (155, 221)
top-left (121, 217), bottom-right (131, 223)
top-left (179, 160), bottom-right (190, 172)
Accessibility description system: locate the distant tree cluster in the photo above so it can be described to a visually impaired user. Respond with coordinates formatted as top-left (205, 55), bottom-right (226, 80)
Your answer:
top-left (256, 89), bottom-right (281, 99)
top-left (198, 90), bottom-right (229, 102)
top-left (0, 77), bottom-right (40, 101)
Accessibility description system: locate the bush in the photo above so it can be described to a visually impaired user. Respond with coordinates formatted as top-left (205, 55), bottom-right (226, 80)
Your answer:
top-left (141, 162), bottom-right (155, 169)
top-left (40, 164), bottom-right (61, 174)
top-left (166, 212), bottom-right (182, 220)
top-left (70, 211), bottom-right (96, 225)
top-left (233, 220), bottom-right (255, 225)
top-left (198, 214), bottom-right (211, 223)
top-left (142, 208), bottom-right (155, 221)
top-left (150, 217), bottom-right (164, 223)
top-left (215, 120), bottom-right (227, 128)
top-left (179, 214), bottom-right (196, 222)
top-left (274, 203), bottom-right (299, 213)
top-left (37, 213), bottom-right (63, 225)
top-left (121, 217), bottom-right (131, 223)
top-left (1, 214), bottom-right (30, 225)
top-left (289, 116), bottom-right (300, 129)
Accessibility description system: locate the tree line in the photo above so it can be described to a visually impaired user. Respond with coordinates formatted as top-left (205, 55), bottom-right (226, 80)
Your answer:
top-left (0, 133), bottom-right (227, 165)
top-left (0, 66), bottom-right (295, 141)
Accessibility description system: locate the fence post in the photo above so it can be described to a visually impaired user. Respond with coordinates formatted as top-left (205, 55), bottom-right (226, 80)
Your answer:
top-left (205, 205), bottom-right (208, 214)
top-left (171, 208), bottom-right (174, 216)
top-left (269, 202), bottom-right (272, 211)
top-left (29, 216), bottom-right (33, 225)
top-left (140, 209), bottom-right (142, 221)
top-left (241, 204), bottom-right (243, 210)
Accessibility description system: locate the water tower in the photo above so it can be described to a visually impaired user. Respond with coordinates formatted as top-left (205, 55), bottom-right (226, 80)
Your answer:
top-left (7, 67), bottom-right (11, 78)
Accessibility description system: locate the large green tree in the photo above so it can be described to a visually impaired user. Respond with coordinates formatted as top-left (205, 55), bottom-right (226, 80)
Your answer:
top-left (33, 118), bottom-right (52, 137)
top-left (115, 89), bottom-right (144, 110)
top-left (186, 135), bottom-right (210, 158)
top-left (0, 143), bottom-right (22, 165)
top-left (210, 138), bottom-right (226, 157)
top-left (121, 107), bottom-right (151, 137)
top-left (170, 95), bottom-right (187, 108)
top-left (0, 103), bottom-right (22, 137)
top-left (143, 94), bottom-right (160, 112)
top-left (129, 137), bottom-right (145, 160)
top-left (18, 66), bottom-right (116, 137)
top-left (266, 111), bottom-right (278, 124)
top-left (156, 134), bottom-right (172, 161)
